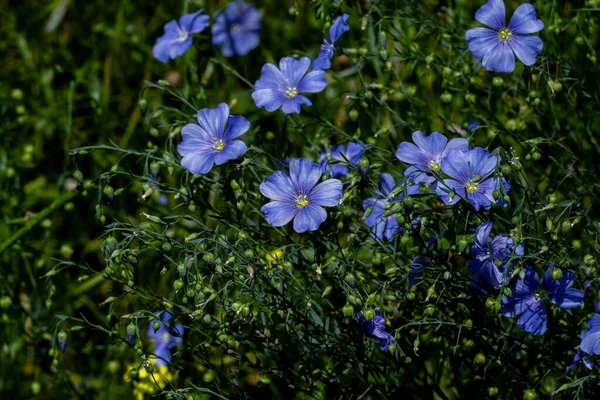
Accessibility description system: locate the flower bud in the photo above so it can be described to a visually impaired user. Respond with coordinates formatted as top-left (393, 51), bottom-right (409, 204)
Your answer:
top-left (362, 308), bottom-right (375, 321)
top-left (550, 267), bottom-right (563, 280)
top-left (57, 331), bottom-right (67, 352)
top-left (474, 352), bottom-right (486, 365)
top-left (174, 279), bottom-right (184, 291)
top-left (342, 304), bottom-right (354, 317)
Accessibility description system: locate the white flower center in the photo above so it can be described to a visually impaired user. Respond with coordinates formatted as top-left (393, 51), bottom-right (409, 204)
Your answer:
top-left (214, 140), bottom-right (225, 152)
top-left (285, 87), bottom-right (298, 98)
top-left (499, 28), bottom-right (512, 41)
top-left (295, 194), bottom-right (309, 209)
top-left (465, 182), bottom-right (479, 193)
top-left (428, 159), bottom-right (441, 172)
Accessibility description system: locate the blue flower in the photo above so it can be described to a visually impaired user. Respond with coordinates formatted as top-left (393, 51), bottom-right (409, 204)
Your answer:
top-left (252, 57), bottom-right (327, 114)
top-left (434, 147), bottom-right (503, 211)
top-left (153, 10), bottom-right (210, 63)
top-left (211, 1), bottom-right (261, 57)
top-left (260, 159), bottom-right (343, 233)
top-left (356, 309), bottom-right (395, 351)
top-left (312, 14), bottom-right (350, 71)
top-left (466, 0), bottom-right (544, 73)
top-left (147, 312), bottom-right (184, 367)
top-left (502, 267), bottom-right (584, 336)
top-left (470, 221), bottom-right (523, 292)
top-left (320, 142), bottom-right (365, 178)
top-left (178, 103), bottom-right (249, 175)
top-left (566, 349), bottom-right (594, 372)
top-left (468, 120), bottom-right (481, 133)
top-left (581, 314), bottom-right (600, 355)
top-left (362, 173), bottom-right (420, 241)
top-left (396, 131), bottom-right (469, 184)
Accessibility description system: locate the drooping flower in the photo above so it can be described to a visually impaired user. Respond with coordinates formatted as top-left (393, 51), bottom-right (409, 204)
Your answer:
top-left (580, 314), bottom-right (600, 355)
top-left (502, 267), bottom-right (584, 335)
top-left (178, 103), bottom-right (249, 175)
top-left (260, 159), bottom-right (343, 233)
top-left (465, 0), bottom-right (544, 73)
top-left (312, 14), bottom-right (350, 71)
top-left (211, 1), bottom-right (261, 57)
top-left (470, 221), bottom-right (524, 292)
top-left (356, 309), bottom-right (395, 351)
top-left (434, 147), bottom-right (503, 211)
top-left (252, 57), bottom-right (327, 114)
top-left (320, 142), bottom-right (365, 178)
top-left (395, 131), bottom-right (469, 184)
top-left (153, 10), bottom-right (210, 63)
top-left (147, 312), bottom-right (184, 367)
top-left (566, 349), bottom-right (594, 372)
top-left (362, 173), bottom-right (420, 241)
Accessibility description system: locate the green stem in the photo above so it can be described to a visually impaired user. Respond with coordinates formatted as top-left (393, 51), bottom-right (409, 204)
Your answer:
top-left (0, 189), bottom-right (79, 254)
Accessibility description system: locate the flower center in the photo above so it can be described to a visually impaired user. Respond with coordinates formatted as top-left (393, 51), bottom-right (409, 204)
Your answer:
top-left (428, 159), bottom-right (441, 172)
top-left (285, 87), bottom-right (298, 98)
top-left (465, 182), bottom-right (479, 193)
top-left (231, 23), bottom-right (241, 34)
top-left (214, 140), bottom-right (225, 152)
top-left (295, 194), bottom-right (309, 209)
top-left (499, 28), bottom-right (512, 41)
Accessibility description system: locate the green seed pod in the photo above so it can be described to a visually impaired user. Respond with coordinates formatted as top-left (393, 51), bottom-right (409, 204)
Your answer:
top-left (492, 76), bottom-right (504, 87)
top-left (474, 353), bottom-right (486, 365)
top-left (174, 279), bottom-right (184, 291)
top-left (152, 320), bottom-right (161, 333)
top-left (362, 308), bottom-right (375, 320)
top-left (440, 92), bottom-right (452, 103)
top-left (488, 387), bottom-right (499, 396)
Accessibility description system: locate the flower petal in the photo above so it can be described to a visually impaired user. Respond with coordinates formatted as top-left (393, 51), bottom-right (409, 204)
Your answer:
top-left (254, 63), bottom-right (286, 91)
top-left (252, 89), bottom-right (286, 112)
top-left (279, 57), bottom-right (311, 87)
top-left (214, 140), bottom-right (247, 165)
top-left (380, 173), bottom-right (396, 196)
top-left (281, 95), bottom-right (312, 114)
top-left (289, 158), bottom-right (322, 194)
top-left (224, 116), bottom-right (250, 141)
top-left (329, 14), bottom-right (350, 43)
top-left (396, 142), bottom-right (428, 167)
top-left (197, 103), bottom-right (229, 139)
top-left (508, 3), bottom-right (544, 34)
top-left (298, 70), bottom-right (327, 93)
top-left (180, 148), bottom-right (215, 175)
top-left (509, 35), bottom-right (543, 66)
top-left (261, 201), bottom-right (298, 227)
top-left (179, 10), bottom-right (210, 34)
top-left (293, 204), bottom-right (327, 233)
top-left (517, 300), bottom-right (547, 335)
top-left (312, 43), bottom-right (334, 71)
top-left (308, 179), bottom-right (343, 207)
top-left (466, 27), bottom-right (501, 59)
top-left (475, 0), bottom-right (506, 31)
top-left (440, 150), bottom-right (471, 184)
top-left (482, 41), bottom-right (515, 73)
top-left (259, 171), bottom-right (295, 202)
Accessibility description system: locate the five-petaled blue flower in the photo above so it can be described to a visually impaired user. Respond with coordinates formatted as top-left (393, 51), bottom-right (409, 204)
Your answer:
top-left (502, 267), bottom-right (584, 336)
top-left (153, 10), bottom-right (210, 63)
top-left (252, 57), bottom-right (327, 114)
top-left (396, 131), bottom-right (469, 185)
top-left (466, 0), bottom-right (544, 73)
top-left (356, 309), bottom-right (395, 351)
top-left (434, 147), bottom-right (503, 211)
top-left (312, 14), bottom-right (350, 71)
top-left (212, 1), bottom-right (262, 57)
top-left (147, 311), bottom-right (184, 367)
top-left (362, 173), bottom-right (420, 242)
top-left (320, 142), bottom-right (365, 178)
top-left (470, 221), bottom-right (523, 292)
top-left (260, 158), bottom-right (343, 233)
top-left (580, 313), bottom-right (600, 355)
top-left (178, 103), bottom-right (249, 175)
top-left (566, 349), bottom-right (594, 372)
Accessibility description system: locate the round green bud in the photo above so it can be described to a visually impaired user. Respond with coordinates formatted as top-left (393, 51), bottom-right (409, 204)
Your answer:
top-left (173, 279), bottom-right (184, 291)
top-left (523, 389), bottom-right (537, 400)
top-left (349, 109), bottom-right (359, 122)
top-left (440, 92), bottom-right (452, 103)
top-left (162, 242), bottom-right (172, 252)
top-left (406, 292), bottom-right (415, 300)
top-left (11, 88), bottom-right (24, 100)
top-left (0, 296), bottom-right (11, 310)
top-left (342, 304), bottom-right (354, 317)
top-left (488, 387), bottom-right (499, 396)
top-left (362, 308), bottom-right (375, 321)
top-left (464, 319), bottom-right (473, 329)
top-left (572, 239), bottom-right (582, 249)
top-left (584, 254), bottom-right (595, 266)
top-left (492, 76), bottom-right (504, 87)
top-left (31, 381), bottom-right (41, 395)
top-left (474, 353), bottom-right (486, 365)
top-left (575, 36), bottom-right (584, 45)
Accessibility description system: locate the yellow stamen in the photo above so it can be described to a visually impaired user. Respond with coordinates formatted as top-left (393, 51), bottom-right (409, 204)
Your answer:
top-left (465, 182), bottom-right (479, 193)
top-left (428, 160), bottom-right (441, 172)
top-left (499, 28), bottom-right (512, 41)
top-left (295, 195), bottom-right (309, 208)
top-left (285, 87), bottom-right (298, 98)
top-left (214, 140), bottom-right (225, 152)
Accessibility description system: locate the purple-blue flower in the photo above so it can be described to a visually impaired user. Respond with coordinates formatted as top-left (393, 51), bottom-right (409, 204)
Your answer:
top-left (502, 267), bottom-right (584, 336)
top-left (211, 1), bottom-right (261, 57)
top-left (396, 131), bottom-right (469, 184)
top-left (147, 312), bottom-right (184, 367)
top-left (362, 173), bottom-right (420, 242)
top-left (434, 147), bottom-right (503, 211)
top-left (566, 349), bottom-right (594, 372)
top-left (178, 103), bottom-right (249, 175)
top-left (252, 57), bottom-right (327, 114)
top-left (260, 159), bottom-right (343, 233)
top-left (465, 0), bottom-right (544, 73)
top-left (581, 314), bottom-right (600, 355)
top-left (153, 10), bottom-right (210, 63)
top-left (470, 221), bottom-right (524, 292)
top-left (356, 309), bottom-right (395, 351)
top-left (320, 142), bottom-right (365, 178)
top-left (312, 14), bottom-right (350, 71)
